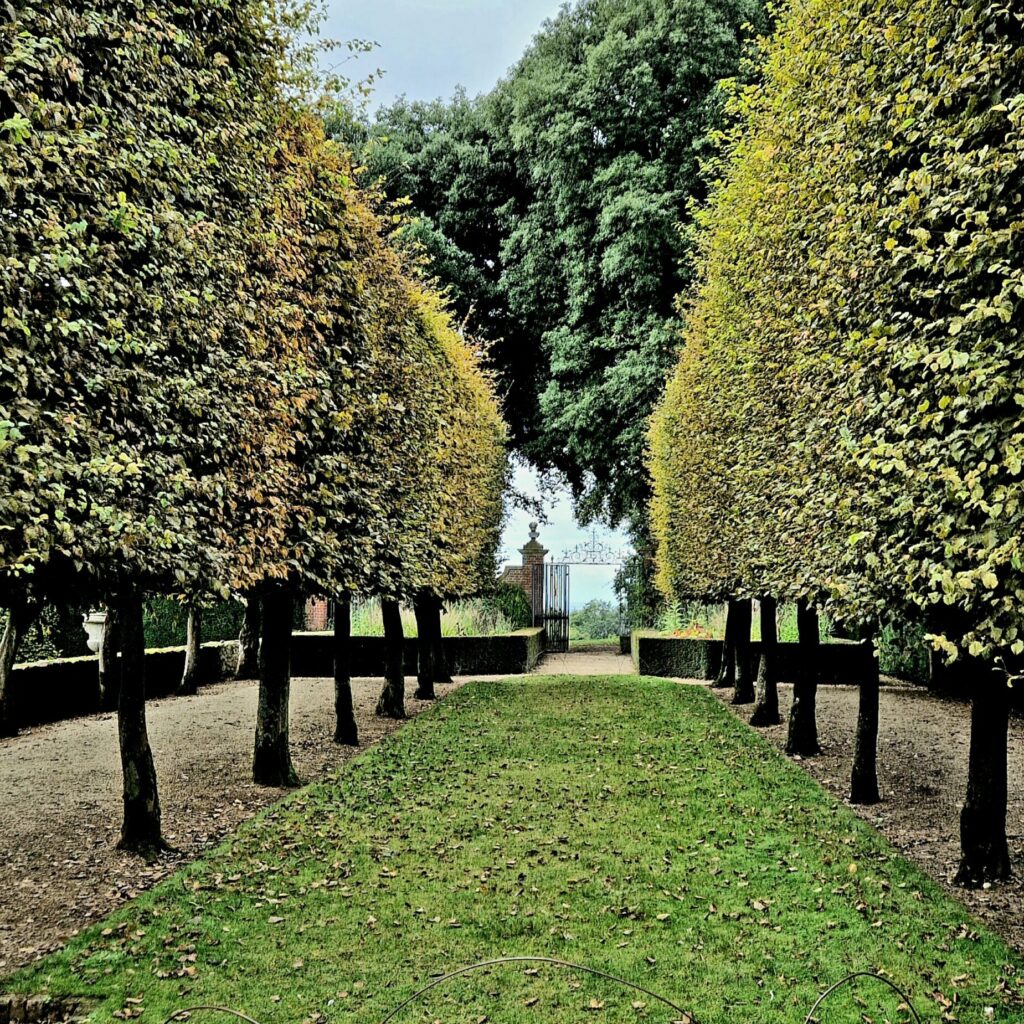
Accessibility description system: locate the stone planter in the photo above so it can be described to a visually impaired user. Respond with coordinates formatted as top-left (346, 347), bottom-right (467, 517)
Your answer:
top-left (82, 610), bottom-right (107, 653)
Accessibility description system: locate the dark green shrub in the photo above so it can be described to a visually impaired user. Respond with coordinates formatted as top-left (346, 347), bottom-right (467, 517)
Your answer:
top-left (485, 582), bottom-right (533, 630)
top-left (4, 603), bottom-right (90, 663)
top-left (879, 617), bottom-right (930, 685)
top-left (143, 599), bottom-right (245, 650)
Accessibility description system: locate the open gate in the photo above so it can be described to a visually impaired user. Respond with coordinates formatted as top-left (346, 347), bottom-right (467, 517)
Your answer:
top-left (532, 562), bottom-right (570, 653)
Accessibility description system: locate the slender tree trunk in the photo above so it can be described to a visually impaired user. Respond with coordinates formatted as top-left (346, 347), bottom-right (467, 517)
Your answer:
top-left (116, 590), bottom-right (164, 856)
top-left (955, 675), bottom-right (1012, 887)
top-left (713, 600), bottom-right (738, 688)
top-left (731, 598), bottom-right (755, 705)
top-left (0, 600), bottom-right (33, 738)
top-left (333, 597), bottom-right (358, 746)
top-left (236, 595), bottom-right (261, 679)
top-left (786, 601), bottom-right (821, 756)
top-left (377, 598), bottom-right (406, 719)
top-left (431, 596), bottom-right (452, 684)
top-left (750, 597), bottom-right (781, 726)
top-left (99, 604), bottom-right (122, 710)
top-left (414, 595), bottom-right (436, 701)
top-left (850, 637), bottom-right (881, 805)
top-left (178, 604), bottom-right (202, 696)
top-left (253, 588), bottom-right (299, 787)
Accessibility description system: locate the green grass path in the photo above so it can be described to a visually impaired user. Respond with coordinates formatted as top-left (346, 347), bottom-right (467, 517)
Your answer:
top-left (9, 678), bottom-right (1023, 1023)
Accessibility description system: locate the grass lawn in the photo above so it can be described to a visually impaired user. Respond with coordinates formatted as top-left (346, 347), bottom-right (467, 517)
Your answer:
top-left (568, 638), bottom-right (621, 651)
top-left (8, 678), bottom-right (1022, 1024)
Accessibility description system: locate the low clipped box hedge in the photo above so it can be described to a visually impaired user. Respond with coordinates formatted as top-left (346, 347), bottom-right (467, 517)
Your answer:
top-left (632, 631), bottom-right (876, 684)
top-left (7, 628), bottom-right (546, 729)
top-left (289, 629), bottom-right (545, 677)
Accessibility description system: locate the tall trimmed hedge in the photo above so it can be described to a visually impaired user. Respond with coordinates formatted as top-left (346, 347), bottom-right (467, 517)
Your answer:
top-left (0, 1), bottom-right (511, 838)
top-left (649, 0), bottom-right (1023, 884)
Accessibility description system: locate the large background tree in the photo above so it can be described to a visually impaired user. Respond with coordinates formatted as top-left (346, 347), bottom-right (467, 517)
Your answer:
top-left (491, 0), bottom-right (765, 526)
top-left (346, 0), bottom-right (767, 534)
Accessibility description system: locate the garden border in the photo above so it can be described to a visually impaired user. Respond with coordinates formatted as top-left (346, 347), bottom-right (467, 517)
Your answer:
top-left (6, 628), bottom-right (545, 730)
top-left (631, 631), bottom-right (875, 684)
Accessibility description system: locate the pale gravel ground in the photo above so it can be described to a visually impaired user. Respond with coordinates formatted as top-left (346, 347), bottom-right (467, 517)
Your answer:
top-left (531, 650), bottom-right (635, 675)
top-left (0, 674), bottom-right (471, 976)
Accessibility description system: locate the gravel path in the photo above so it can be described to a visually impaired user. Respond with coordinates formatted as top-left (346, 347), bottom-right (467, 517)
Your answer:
top-left (533, 649), bottom-right (635, 675)
top-left (0, 675), bottom-right (466, 976)
top-left (715, 682), bottom-right (1024, 955)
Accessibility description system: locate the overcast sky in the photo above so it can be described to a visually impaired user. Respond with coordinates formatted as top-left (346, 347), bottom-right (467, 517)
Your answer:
top-left (319, 2), bottom-right (631, 607)
top-left (320, 0), bottom-right (565, 109)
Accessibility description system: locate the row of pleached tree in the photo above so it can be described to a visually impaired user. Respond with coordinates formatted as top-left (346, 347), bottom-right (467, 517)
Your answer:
top-left (649, 0), bottom-right (1022, 887)
top-left (0, 2), bottom-right (508, 854)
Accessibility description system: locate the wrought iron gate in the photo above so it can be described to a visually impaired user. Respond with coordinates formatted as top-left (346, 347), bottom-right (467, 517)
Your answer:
top-left (532, 562), bottom-right (570, 653)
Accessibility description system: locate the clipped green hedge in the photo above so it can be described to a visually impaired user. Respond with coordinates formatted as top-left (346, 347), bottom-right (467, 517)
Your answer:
top-left (631, 632), bottom-right (876, 684)
top-left (142, 599), bottom-right (245, 649)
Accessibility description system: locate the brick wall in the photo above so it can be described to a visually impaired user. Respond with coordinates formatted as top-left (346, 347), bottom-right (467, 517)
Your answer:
top-left (500, 522), bottom-right (549, 620)
top-left (304, 597), bottom-right (330, 632)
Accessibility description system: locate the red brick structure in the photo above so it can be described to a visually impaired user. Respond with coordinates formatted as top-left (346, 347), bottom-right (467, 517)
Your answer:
top-left (500, 522), bottom-right (548, 611)
top-left (304, 597), bottom-right (330, 632)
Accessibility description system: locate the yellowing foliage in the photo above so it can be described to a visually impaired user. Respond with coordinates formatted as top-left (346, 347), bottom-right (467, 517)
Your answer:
top-left (413, 288), bottom-right (508, 599)
top-left (649, 0), bottom-right (1024, 658)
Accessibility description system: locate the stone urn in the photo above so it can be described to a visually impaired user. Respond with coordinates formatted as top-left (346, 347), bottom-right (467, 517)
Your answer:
top-left (82, 610), bottom-right (107, 653)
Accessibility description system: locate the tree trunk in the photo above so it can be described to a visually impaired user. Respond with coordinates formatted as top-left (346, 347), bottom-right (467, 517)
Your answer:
top-left (0, 600), bottom-right (33, 738)
top-left (377, 598), bottom-right (406, 719)
top-left (178, 604), bottom-right (202, 696)
top-left (955, 675), bottom-right (1011, 887)
top-left (850, 637), bottom-right (881, 805)
top-left (750, 597), bottom-right (781, 726)
top-left (115, 590), bottom-right (165, 856)
top-left (253, 588), bottom-right (299, 787)
top-left (236, 594), bottom-right (261, 679)
top-left (713, 600), bottom-right (738, 688)
top-left (430, 596), bottom-right (452, 683)
top-left (333, 597), bottom-right (358, 746)
top-left (731, 598), bottom-right (755, 705)
top-left (414, 595), bottom-right (436, 701)
top-left (99, 603), bottom-right (122, 710)
top-left (786, 601), bottom-right (821, 756)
